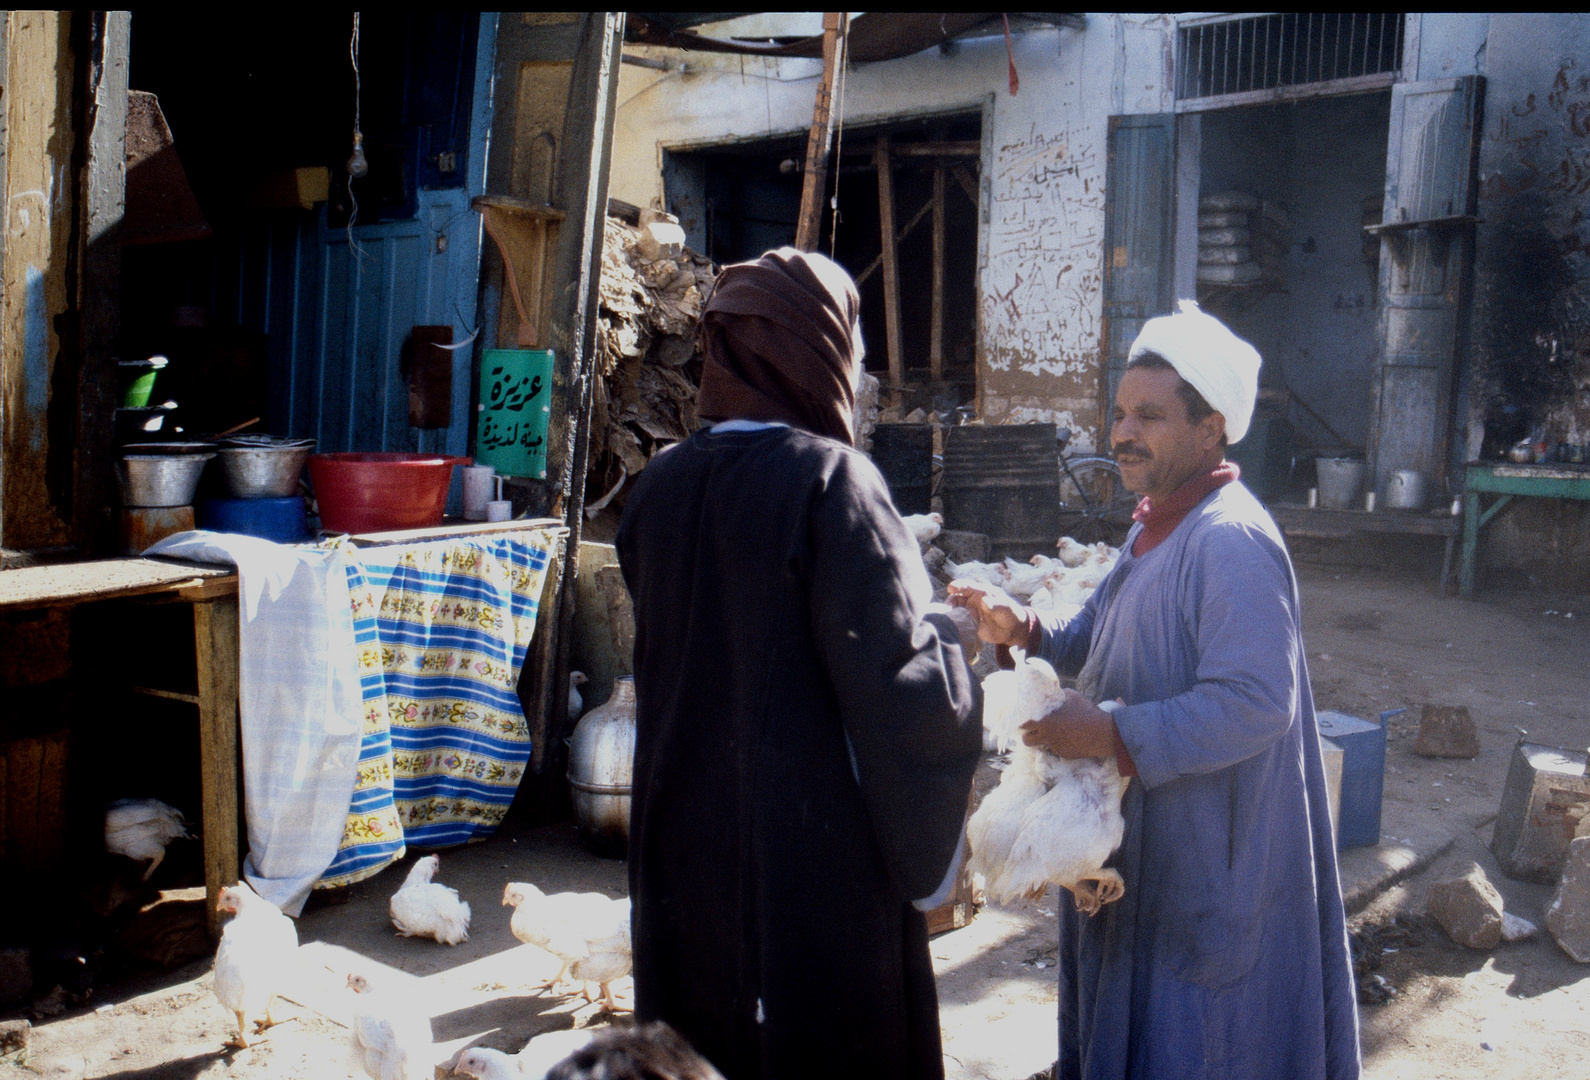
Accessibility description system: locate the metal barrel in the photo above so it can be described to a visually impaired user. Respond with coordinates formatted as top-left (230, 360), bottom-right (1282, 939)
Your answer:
top-left (940, 424), bottom-right (1062, 559)
top-left (869, 423), bottom-right (934, 515)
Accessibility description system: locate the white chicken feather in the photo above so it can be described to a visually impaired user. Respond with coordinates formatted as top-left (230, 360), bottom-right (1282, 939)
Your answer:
top-left (503, 883), bottom-right (632, 1010)
top-left (569, 671), bottom-right (588, 723)
top-left (389, 854), bottom-right (471, 945)
top-left (968, 658), bottom-right (1129, 914)
top-left (212, 882), bottom-right (298, 1048)
top-left (105, 798), bottom-right (191, 881)
top-left (346, 971), bottom-right (435, 1080)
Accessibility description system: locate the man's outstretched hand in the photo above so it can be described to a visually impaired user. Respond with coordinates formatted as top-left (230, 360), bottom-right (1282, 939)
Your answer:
top-left (946, 580), bottom-right (1031, 648)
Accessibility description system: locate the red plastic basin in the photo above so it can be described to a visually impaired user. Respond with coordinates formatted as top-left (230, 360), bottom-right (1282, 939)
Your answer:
top-left (308, 452), bottom-right (469, 534)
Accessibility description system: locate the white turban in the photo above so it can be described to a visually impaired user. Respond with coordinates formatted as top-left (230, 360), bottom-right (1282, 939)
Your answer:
top-left (1127, 299), bottom-right (1262, 445)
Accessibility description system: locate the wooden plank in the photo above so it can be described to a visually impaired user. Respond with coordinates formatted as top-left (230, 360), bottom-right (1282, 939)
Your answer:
top-left (348, 516), bottom-right (565, 546)
top-left (130, 685), bottom-right (202, 706)
top-left (852, 195), bottom-right (934, 288)
top-left (950, 164), bottom-right (979, 206)
top-left (0, 749), bottom-right (8, 866)
top-left (193, 596), bottom-right (241, 940)
top-left (893, 140), bottom-right (981, 157)
top-left (1268, 504), bottom-right (1459, 537)
top-left (874, 136), bottom-right (904, 403)
top-left (930, 165), bottom-right (945, 382)
top-left (5, 736), bottom-right (41, 872)
top-left (0, 558), bottom-right (235, 613)
top-left (793, 12), bottom-right (844, 251)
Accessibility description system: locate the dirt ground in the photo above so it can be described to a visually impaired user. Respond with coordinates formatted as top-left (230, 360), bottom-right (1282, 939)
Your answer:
top-left (1, 556), bottom-right (1587, 1079)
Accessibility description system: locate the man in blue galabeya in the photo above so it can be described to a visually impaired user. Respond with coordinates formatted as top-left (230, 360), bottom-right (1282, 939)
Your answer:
top-left (951, 300), bottom-right (1360, 1080)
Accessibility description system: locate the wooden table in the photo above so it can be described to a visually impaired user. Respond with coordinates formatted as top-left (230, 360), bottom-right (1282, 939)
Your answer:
top-left (0, 558), bottom-right (240, 937)
top-left (1267, 503), bottom-right (1462, 591)
top-left (1460, 462), bottom-right (1590, 598)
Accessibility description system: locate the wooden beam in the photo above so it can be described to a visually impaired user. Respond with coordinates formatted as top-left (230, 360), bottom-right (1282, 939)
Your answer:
top-left (854, 195), bottom-right (934, 287)
top-left (930, 164), bottom-right (945, 382)
top-left (194, 596), bottom-right (241, 940)
top-left (892, 140), bottom-right (982, 157)
top-left (794, 13), bottom-right (846, 251)
top-left (950, 164), bottom-right (979, 207)
top-left (874, 136), bottom-right (904, 401)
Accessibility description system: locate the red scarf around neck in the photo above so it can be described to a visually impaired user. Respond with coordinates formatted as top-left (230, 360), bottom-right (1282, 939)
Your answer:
top-left (1130, 461), bottom-right (1240, 556)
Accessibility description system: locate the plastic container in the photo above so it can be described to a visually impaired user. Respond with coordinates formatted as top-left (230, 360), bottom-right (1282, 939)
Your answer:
top-left (1316, 710), bottom-right (1387, 849)
top-left (118, 357), bottom-right (168, 408)
top-left (308, 452), bottom-right (468, 534)
top-left (197, 496), bottom-right (310, 543)
top-left (1315, 457), bottom-right (1365, 510)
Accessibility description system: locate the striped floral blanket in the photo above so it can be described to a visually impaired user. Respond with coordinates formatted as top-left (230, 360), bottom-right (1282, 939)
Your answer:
top-left (317, 529), bottom-right (557, 889)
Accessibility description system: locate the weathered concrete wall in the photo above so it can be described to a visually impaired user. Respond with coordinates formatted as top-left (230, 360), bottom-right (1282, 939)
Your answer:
top-left (1464, 13), bottom-right (1590, 588)
top-left (611, 14), bottom-right (1176, 451)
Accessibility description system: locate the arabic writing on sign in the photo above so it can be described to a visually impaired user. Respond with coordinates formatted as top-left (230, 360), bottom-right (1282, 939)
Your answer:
top-left (486, 366), bottom-right (544, 412)
top-left (475, 350), bottom-right (554, 477)
top-left (479, 411), bottom-right (546, 452)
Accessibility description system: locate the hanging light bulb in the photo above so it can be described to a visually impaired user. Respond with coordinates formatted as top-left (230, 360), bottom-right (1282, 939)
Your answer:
top-left (346, 130), bottom-right (368, 179)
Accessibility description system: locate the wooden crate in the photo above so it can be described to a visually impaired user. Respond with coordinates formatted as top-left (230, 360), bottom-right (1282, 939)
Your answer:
top-left (0, 731), bottom-right (71, 875)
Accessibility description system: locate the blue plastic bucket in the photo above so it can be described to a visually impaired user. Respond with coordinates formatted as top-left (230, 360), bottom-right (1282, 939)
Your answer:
top-left (196, 496), bottom-right (309, 543)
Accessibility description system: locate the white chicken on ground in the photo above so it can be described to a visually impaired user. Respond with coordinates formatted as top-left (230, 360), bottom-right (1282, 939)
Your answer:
top-left (503, 883), bottom-right (633, 1010)
top-left (105, 798), bottom-right (191, 881)
top-left (569, 671), bottom-right (588, 723)
top-left (453, 1029), bottom-right (596, 1080)
top-left (212, 882), bottom-right (299, 1049)
top-left (347, 971), bottom-right (436, 1080)
top-left (967, 657), bottom-right (1130, 915)
top-left (389, 854), bottom-right (471, 945)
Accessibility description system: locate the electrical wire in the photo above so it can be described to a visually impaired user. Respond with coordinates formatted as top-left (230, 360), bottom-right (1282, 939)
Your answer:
top-left (827, 16), bottom-right (849, 260)
top-left (346, 12), bottom-right (366, 260)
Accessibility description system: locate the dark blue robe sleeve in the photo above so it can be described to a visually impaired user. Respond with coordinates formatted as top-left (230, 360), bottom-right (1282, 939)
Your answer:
top-left (1112, 522), bottom-right (1300, 790)
top-left (806, 452), bottom-right (984, 901)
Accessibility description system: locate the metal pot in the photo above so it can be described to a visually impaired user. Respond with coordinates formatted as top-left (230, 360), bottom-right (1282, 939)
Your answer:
top-left (217, 443), bottom-right (314, 498)
top-left (117, 453), bottom-right (215, 508)
top-left (567, 676), bottom-right (636, 858)
top-left (1386, 469), bottom-right (1427, 511)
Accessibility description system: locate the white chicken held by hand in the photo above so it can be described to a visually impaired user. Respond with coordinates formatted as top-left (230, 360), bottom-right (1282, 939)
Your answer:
top-left (347, 971), bottom-right (435, 1080)
top-left (212, 883), bottom-right (298, 1049)
top-left (968, 658), bottom-right (1129, 914)
top-left (503, 882), bottom-right (633, 1010)
top-left (389, 854), bottom-right (471, 945)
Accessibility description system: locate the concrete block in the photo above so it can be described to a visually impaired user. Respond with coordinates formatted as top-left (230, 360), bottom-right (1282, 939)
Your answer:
top-left (1492, 742), bottom-right (1590, 884)
top-left (1427, 862), bottom-right (1505, 949)
top-left (1547, 836), bottom-right (1590, 963)
top-left (1413, 704), bottom-right (1481, 758)
top-left (0, 946), bottom-right (30, 1009)
top-left (635, 220), bottom-right (685, 262)
top-left (937, 529), bottom-right (990, 565)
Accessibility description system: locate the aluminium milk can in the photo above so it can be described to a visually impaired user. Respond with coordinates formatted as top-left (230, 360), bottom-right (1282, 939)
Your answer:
top-left (567, 676), bottom-right (636, 858)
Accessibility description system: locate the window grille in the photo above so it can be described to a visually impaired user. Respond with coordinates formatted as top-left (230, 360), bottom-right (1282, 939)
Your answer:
top-left (1176, 13), bottom-right (1405, 106)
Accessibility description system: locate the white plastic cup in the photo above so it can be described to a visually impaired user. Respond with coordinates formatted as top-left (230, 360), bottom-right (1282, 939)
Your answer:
top-left (485, 499), bottom-right (512, 522)
top-left (1307, 487), bottom-right (1318, 508)
top-left (462, 464), bottom-right (496, 521)
top-left (1364, 491), bottom-right (1376, 512)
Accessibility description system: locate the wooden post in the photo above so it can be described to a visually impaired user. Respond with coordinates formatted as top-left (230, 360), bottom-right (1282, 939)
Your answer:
top-left (194, 597), bottom-right (241, 940)
top-left (930, 164), bottom-right (946, 383)
top-left (794, 13), bottom-right (845, 251)
top-left (874, 136), bottom-right (904, 403)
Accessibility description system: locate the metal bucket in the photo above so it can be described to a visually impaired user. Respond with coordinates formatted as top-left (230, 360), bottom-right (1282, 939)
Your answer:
top-left (217, 443), bottom-right (314, 498)
top-left (1315, 457), bottom-right (1365, 510)
top-left (1385, 470), bottom-right (1427, 511)
top-left (117, 453), bottom-right (215, 508)
top-left (567, 676), bottom-right (636, 858)
top-left (870, 423), bottom-right (934, 515)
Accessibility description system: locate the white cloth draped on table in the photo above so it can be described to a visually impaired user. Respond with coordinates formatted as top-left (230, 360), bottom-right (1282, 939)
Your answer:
top-left (144, 531), bottom-right (364, 916)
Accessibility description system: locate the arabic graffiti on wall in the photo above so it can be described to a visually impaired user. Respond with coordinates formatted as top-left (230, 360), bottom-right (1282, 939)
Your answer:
top-left (978, 119), bottom-right (1107, 442)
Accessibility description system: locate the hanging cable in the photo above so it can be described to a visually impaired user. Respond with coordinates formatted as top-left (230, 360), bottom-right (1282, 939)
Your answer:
top-left (346, 12), bottom-right (369, 259)
top-left (827, 14), bottom-right (849, 261)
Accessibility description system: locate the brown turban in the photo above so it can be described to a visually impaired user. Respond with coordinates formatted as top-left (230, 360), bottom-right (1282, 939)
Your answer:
top-left (695, 246), bottom-right (862, 445)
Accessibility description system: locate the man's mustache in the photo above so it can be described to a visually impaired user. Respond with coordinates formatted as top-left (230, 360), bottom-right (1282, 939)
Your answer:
top-left (1112, 442), bottom-right (1153, 461)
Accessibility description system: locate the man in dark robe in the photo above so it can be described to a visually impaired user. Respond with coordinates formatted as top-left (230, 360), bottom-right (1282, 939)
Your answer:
top-left (616, 247), bottom-right (983, 1080)
top-left (952, 301), bottom-right (1359, 1079)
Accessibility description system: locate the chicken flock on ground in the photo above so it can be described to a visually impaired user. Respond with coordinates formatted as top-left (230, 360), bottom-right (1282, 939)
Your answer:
top-left (388, 853), bottom-right (472, 945)
top-left (503, 882), bottom-right (634, 1010)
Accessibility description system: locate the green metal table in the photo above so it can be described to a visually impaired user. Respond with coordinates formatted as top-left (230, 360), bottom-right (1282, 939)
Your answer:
top-left (1460, 462), bottom-right (1590, 597)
